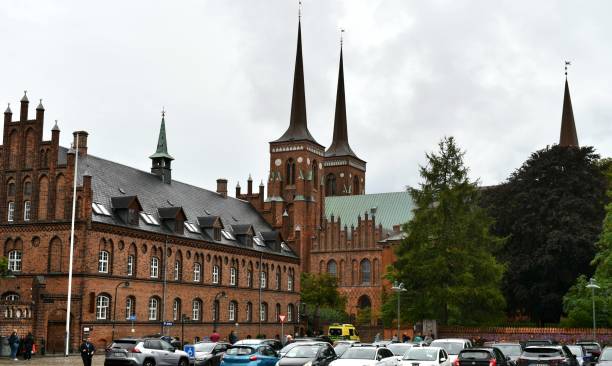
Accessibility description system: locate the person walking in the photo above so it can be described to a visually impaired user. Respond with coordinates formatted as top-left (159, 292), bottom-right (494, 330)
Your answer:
top-left (9, 330), bottom-right (19, 361)
top-left (210, 330), bottom-right (220, 343)
top-left (229, 330), bottom-right (238, 345)
top-left (23, 332), bottom-right (34, 360)
top-left (80, 337), bottom-right (95, 366)
top-left (374, 333), bottom-right (381, 342)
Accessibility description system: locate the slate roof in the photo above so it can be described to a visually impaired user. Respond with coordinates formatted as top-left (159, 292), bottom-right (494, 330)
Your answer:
top-left (62, 147), bottom-right (296, 258)
top-left (324, 191), bottom-right (415, 232)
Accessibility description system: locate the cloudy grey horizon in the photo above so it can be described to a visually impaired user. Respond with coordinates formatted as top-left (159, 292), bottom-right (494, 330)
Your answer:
top-left (1, 0), bottom-right (611, 194)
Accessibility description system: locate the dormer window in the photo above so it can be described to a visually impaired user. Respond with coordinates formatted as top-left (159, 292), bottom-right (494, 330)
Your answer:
top-left (231, 224), bottom-right (255, 246)
top-left (128, 208), bottom-right (139, 225)
top-left (111, 196), bottom-right (143, 226)
top-left (158, 206), bottom-right (187, 234)
top-left (214, 227), bottom-right (221, 241)
top-left (197, 216), bottom-right (224, 241)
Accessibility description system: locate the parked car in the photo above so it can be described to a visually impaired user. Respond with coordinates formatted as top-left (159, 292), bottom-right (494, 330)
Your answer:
top-left (332, 340), bottom-right (361, 357)
top-left (234, 339), bottom-right (283, 351)
top-left (386, 343), bottom-right (415, 361)
top-left (488, 343), bottom-right (523, 364)
top-left (104, 338), bottom-right (190, 366)
top-left (280, 341), bottom-right (328, 358)
top-left (523, 340), bottom-right (555, 348)
top-left (567, 345), bottom-right (590, 366)
top-left (596, 347), bottom-right (612, 366)
top-left (143, 333), bottom-right (182, 349)
top-left (293, 336), bottom-right (334, 345)
top-left (220, 345), bottom-right (278, 366)
top-left (517, 346), bottom-right (577, 366)
top-left (454, 347), bottom-right (513, 366)
top-left (191, 342), bottom-right (231, 366)
top-left (400, 346), bottom-right (450, 366)
top-left (330, 345), bottom-right (396, 366)
top-left (578, 343), bottom-right (603, 363)
top-left (430, 339), bottom-right (473, 363)
top-left (277, 342), bottom-right (337, 366)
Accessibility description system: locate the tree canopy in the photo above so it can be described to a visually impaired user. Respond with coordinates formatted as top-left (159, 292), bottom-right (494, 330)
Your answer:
top-left (482, 145), bottom-right (607, 323)
top-left (390, 137), bottom-right (506, 325)
top-left (300, 272), bottom-right (348, 330)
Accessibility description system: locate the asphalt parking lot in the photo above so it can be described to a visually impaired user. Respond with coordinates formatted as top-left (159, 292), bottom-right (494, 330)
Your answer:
top-left (0, 355), bottom-right (105, 365)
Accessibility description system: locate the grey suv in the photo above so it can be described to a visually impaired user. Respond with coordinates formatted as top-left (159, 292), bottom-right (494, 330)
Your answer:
top-left (104, 338), bottom-right (190, 366)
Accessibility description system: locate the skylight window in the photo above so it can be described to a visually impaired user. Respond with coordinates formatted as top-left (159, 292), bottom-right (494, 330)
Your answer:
top-left (184, 222), bottom-right (199, 233)
top-left (253, 237), bottom-right (266, 247)
top-left (221, 230), bottom-right (235, 240)
top-left (140, 212), bottom-right (159, 226)
top-left (92, 203), bottom-right (111, 216)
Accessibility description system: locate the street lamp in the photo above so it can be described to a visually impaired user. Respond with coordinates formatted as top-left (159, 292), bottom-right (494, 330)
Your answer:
top-left (391, 281), bottom-right (407, 340)
top-left (111, 281), bottom-right (130, 341)
top-left (586, 278), bottom-right (600, 341)
top-left (213, 291), bottom-right (227, 332)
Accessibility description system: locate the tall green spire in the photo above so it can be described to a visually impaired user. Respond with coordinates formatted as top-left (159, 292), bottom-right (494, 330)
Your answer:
top-left (149, 110), bottom-right (174, 160)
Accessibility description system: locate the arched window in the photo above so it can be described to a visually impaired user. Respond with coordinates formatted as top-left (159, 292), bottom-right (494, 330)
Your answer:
top-left (174, 260), bottom-right (182, 281)
top-left (212, 265), bottom-right (220, 284)
top-left (125, 296), bottom-right (136, 319)
top-left (327, 260), bottom-right (337, 277)
top-left (246, 302), bottom-right (253, 322)
top-left (54, 174), bottom-right (66, 219)
top-left (358, 295), bottom-right (372, 309)
top-left (24, 129), bottom-right (35, 168)
top-left (192, 299), bottom-right (202, 321)
top-left (38, 176), bottom-right (49, 220)
top-left (275, 303), bottom-right (281, 322)
top-left (127, 255), bottom-right (135, 276)
top-left (213, 300), bottom-right (220, 322)
top-left (4, 293), bottom-right (19, 302)
top-left (247, 263), bottom-right (253, 288)
top-left (150, 257), bottom-right (159, 278)
top-left (353, 176), bottom-right (360, 195)
top-left (148, 297), bottom-right (159, 320)
top-left (173, 298), bottom-right (181, 321)
top-left (193, 262), bottom-right (201, 282)
top-left (287, 304), bottom-right (294, 322)
top-left (228, 266), bottom-right (236, 286)
top-left (275, 268), bottom-right (281, 290)
top-left (7, 181), bottom-right (16, 196)
top-left (287, 269), bottom-right (294, 292)
top-left (260, 269), bottom-right (267, 289)
top-left (23, 201), bottom-right (31, 221)
top-left (260, 302), bottom-right (268, 322)
top-left (360, 259), bottom-right (371, 284)
top-left (8, 250), bottom-right (22, 272)
top-left (312, 160), bottom-right (318, 189)
top-left (325, 174), bottom-right (336, 196)
top-left (286, 158), bottom-right (296, 185)
top-left (48, 237), bottom-right (62, 272)
top-left (228, 301), bottom-right (237, 321)
top-left (96, 294), bottom-right (110, 320)
top-left (23, 181), bottom-right (32, 196)
top-left (7, 202), bottom-right (15, 222)
top-left (98, 250), bottom-right (109, 273)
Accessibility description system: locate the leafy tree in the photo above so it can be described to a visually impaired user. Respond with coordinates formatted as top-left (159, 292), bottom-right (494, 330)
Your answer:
top-left (300, 272), bottom-right (347, 331)
top-left (0, 256), bottom-right (8, 277)
top-left (391, 136), bottom-right (506, 325)
top-left (356, 307), bottom-right (372, 325)
top-left (482, 146), bottom-right (607, 323)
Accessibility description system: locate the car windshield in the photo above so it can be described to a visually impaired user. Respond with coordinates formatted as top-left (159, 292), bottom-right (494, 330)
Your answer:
top-left (580, 345), bottom-right (600, 352)
top-left (334, 344), bottom-right (352, 356)
top-left (280, 343), bottom-right (301, 354)
top-left (566, 346), bottom-right (583, 357)
top-left (226, 346), bottom-right (255, 356)
top-left (599, 349), bottom-right (612, 361)
top-left (341, 348), bottom-right (377, 360)
top-left (194, 343), bottom-right (216, 353)
top-left (285, 345), bottom-right (321, 358)
top-left (110, 341), bottom-right (138, 350)
top-left (404, 348), bottom-right (438, 361)
top-left (431, 342), bottom-right (464, 355)
top-left (329, 328), bottom-right (343, 336)
top-left (460, 351), bottom-right (491, 359)
top-left (523, 348), bottom-right (562, 357)
top-left (495, 345), bottom-right (522, 356)
top-left (387, 344), bottom-right (413, 356)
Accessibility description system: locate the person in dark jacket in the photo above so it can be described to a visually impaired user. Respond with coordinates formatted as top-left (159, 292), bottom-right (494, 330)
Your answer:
top-left (23, 332), bottom-right (35, 360)
top-left (9, 330), bottom-right (19, 360)
top-left (229, 330), bottom-right (238, 345)
top-left (80, 337), bottom-right (95, 366)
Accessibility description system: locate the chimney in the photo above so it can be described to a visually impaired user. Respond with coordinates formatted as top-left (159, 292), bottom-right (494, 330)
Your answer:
top-left (216, 179), bottom-right (228, 198)
top-left (20, 91), bottom-right (29, 121)
top-left (259, 180), bottom-right (265, 206)
top-left (51, 120), bottom-right (60, 147)
top-left (36, 99), bottom-right (44, 122)
top-left (235, 182), bottom-right (241, 197)
top-left (73, 131), bottom-right (88, 156)
top-left (247, 174), bottom-right (253, 195)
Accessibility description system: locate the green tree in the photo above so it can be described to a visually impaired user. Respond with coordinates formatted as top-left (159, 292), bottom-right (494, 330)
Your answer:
top-left (482, 146), bottom-right (607, 323)
top-left (300, 273), bottom-right (347, 331)
top-left (0, 256), bottom-right (8, 277)
top-left (391, 136), bottom-right (506, 325)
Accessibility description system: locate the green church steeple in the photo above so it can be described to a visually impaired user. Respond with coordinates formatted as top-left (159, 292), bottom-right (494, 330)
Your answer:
top-left (150, 110), bottom-right (174, 183)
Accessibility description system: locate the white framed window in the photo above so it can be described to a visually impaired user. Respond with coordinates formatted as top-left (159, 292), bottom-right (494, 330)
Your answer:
top-left (246, 302), bottom-right (252, 322)
top-left (260, 271), bottom-right (267, 289)
top-left (193, 263), bottom-right (201, 282)
top-left (148, 298), bottom-right (159, 320)
top-left (126, 297), bottom-right (135, 319)
top-left (276, 270), bottom-right (281, 290)
top-left (127, 255), bottom-right (134, 276)
top-left (288, 272), bottom-right (294, 292)
top-left (7, 201), bottom-right (15, 222)
top-left (5, 293), bottom-right (19, 302)
top-left (212, 265), bottom-right (219, 284)
top-left (230, 267), bottom-right (237, 286)
top-left (98, 250), bottom-right (109, 273)
top-left (287, 304), bottom-right (293, 322)
top-left (213, 301), bottom-right (219, 322)
top-left (192, 299), bottom-right (201, 321)
top-left (174, 260), bottom-right (181, 281)
top-left (23, 201), bottom-right (31, 221)
top-left (259, 303), bottom-right (267, 322)
top-left (150, 257), bottom-right (159, 278)
top-left (173, 299), bottom-right (181, 321)
top-left (275, 303), bottom-right (280, 322)
top-left (8, 250), bottom-right (22, 272)
top-left (247, 270), bottom-right (253, 288)
top-left (96, 295), bottom-right (110, 320)
top-left (229, 301), bottom-right (236, 321)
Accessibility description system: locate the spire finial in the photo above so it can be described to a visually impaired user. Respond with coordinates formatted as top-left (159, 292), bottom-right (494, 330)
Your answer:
top-left (340, 28), bottom-right (345, 47)
top-left (298, 0), bottom-right (302, 20)
top-left (564, 60), bottom-right (571, 78)
top-left (161, 107), bottom-right (166, 118)
top-left (21, 90), bottom-right (29, 102)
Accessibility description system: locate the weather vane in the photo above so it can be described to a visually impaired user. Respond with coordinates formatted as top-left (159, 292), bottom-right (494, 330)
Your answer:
top-left (298, 0), bottom-right (302, 20)
top-left (161, 107), bottom-right (166, 118)
top-left (564, 60), bottom-right (571, 76)
top-left (340, 28), bottom-right (345, 47)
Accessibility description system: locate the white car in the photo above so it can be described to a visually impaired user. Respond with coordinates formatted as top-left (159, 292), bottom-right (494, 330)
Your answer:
top-left (400, 346), bottom-right (450, 366)
top-left (331, 346), bottom-right (398, 366)
top-left (386, 343), bottom-right (416, 362)
top-left (429, 339), bottom-right (472, 364)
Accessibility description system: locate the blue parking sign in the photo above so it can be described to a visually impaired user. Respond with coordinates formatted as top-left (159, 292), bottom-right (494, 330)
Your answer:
top-left (184, 345), bottom-right (195, 359)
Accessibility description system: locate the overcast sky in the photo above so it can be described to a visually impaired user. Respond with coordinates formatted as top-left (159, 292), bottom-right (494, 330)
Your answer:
top-left (1, 0), bottom-right (611, 193)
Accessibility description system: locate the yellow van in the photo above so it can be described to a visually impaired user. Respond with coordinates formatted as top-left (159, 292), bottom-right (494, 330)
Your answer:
top-left (328, 323), bottom-right (360, 342)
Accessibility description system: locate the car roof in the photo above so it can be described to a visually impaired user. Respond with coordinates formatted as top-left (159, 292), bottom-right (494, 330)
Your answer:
top-left (432, 338), bottom-right (471, 342)
top-left (113, 338), bottom-right (143, 342)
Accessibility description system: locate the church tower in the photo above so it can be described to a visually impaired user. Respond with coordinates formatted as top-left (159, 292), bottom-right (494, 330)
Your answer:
top-left (150, 110), bottom-right (174, 184)
top-left (268, 19), bottom-right (325, 272)
top-left (559, 73), bottom-right (579, 148)
top-left (324, 43), bottom-right (366, 196)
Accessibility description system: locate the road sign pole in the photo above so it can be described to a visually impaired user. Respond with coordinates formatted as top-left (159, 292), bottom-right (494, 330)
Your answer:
top-left (279, 315), bottom-right (286, 343)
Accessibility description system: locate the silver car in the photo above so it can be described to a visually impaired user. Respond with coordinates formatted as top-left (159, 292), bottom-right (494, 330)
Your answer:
top-left (104, 338), bottom-right (190, 366)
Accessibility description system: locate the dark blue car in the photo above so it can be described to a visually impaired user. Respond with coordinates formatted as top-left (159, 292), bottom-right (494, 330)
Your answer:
top-left (220, 345), bottom-right (279, 366)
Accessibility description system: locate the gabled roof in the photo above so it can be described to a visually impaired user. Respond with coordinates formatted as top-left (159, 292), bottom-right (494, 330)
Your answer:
top-left (325, 191), bottom-right (414, 231)
top-left (231, 224), bottom-right (255, 236)
top-left (157, 206), bottom-right (186, 220)
top-left (261, 231), bottom-right (280, 242)
top-left (111, 195), bottom-right (143, 210)
top-left (197, 215), bottom-right (223, 229)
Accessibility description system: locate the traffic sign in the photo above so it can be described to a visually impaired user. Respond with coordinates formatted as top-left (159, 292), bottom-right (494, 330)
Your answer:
top-left (279, 315), bottom-right (286, 322)
top-left (163, 321), bottom-right (174, 326)
top-left (184, 345), bottom-right (195, 359)
top-left (128, 315), bottom-right (136, 321)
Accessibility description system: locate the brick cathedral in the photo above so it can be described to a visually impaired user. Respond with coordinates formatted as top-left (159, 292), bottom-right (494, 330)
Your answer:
top-left (0, 17), bottom-right (580, 352)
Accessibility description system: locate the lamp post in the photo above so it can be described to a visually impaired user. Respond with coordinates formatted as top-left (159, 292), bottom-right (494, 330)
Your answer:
top-left (181, 314), bottom-right (190, 346)
top-left (391, 282), bottom-right (406, 339)
top-left (111, 281), bottom-right (130, 342)
top-left (586, 278), bottom-right (600, 341)
top-left (213, 291), bottom-right (227, 332)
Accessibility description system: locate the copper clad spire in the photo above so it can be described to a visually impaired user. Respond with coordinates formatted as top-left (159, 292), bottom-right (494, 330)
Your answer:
top-left (559, 78), bottom-right (579, 148)
top-left (325, 44), bottom-right (361, 160)
top-left (274, 20), bottom-right (320, 146)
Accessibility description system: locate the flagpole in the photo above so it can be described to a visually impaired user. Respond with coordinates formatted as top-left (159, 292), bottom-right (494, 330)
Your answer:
top-left (65, 133), bottom-right (79, 356)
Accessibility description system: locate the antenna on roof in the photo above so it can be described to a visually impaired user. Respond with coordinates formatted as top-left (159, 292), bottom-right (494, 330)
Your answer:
top-left (564, 60), bottom-right (571, 78)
